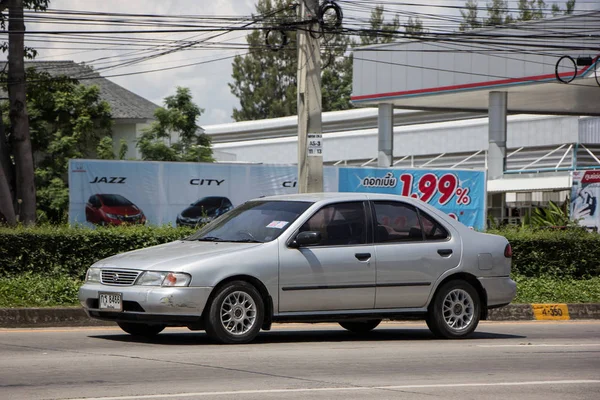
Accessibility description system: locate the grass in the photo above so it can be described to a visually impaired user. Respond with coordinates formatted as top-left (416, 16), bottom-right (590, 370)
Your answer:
top-left (0, 274), bottom-right (598, 308)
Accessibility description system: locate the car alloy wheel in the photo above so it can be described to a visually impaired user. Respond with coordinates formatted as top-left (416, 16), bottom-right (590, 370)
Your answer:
top-left (426, 280), bottom-right (480, 339)
top-left (442, 289), bottom-right (474, 331)
top-left (205, 281), bottom-right (264, 344)
top-left (220, 291), bottom-right (257, 335)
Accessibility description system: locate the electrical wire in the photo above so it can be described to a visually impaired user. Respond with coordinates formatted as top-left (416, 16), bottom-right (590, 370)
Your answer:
top-left (0, 2), bottom-right (597, 90)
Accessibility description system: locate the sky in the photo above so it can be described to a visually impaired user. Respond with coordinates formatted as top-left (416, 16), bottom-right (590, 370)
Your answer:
top-left (7, 0), bottom-right (600, 126)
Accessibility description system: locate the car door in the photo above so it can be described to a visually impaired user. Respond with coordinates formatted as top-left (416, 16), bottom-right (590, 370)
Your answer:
top-left (278, 201), bottom-right (376, 312)
top-left (371, 201), bottom-right (461, 309)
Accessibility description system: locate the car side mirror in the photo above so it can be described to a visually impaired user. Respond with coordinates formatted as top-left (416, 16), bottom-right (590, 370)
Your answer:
top-left (290, 231), bottom-right (321, 248)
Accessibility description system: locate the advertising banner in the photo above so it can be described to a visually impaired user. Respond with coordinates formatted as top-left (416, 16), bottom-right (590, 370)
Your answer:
top-left (338, 167), bottom-right (486, 230)
top-left (69, 160), bottom-right (485, 230)
top-left (571, 170), bottom-right (600, 230)
top-left (68, 160), bottom-right (338, 227)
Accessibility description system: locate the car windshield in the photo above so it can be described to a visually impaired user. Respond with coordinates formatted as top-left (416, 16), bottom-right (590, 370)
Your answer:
top-left (192, 197), bottom-right (224, 207)
top-left (187, 200), bottom-right (312, 243)
top-left (99, 194), bottom-right (133, 207)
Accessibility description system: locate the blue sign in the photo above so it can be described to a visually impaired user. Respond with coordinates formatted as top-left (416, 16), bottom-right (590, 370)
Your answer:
top-left (339, 167), bottom-right (486, 230)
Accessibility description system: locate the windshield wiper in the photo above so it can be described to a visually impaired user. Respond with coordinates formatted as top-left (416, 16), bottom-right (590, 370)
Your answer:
top-left (193, 236), bottom-right (222, 241)
top-left (227, 239), bottom-right (264, 243)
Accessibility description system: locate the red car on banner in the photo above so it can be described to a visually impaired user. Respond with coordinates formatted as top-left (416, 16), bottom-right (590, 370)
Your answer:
top-left (85, 194), bottom-right (146, 226)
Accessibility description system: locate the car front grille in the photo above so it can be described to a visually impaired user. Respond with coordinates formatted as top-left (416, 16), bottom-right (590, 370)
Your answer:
top-left (118, 213), bottom-right (142, 222)
top-left (101, 269), bottom-right (141, 286)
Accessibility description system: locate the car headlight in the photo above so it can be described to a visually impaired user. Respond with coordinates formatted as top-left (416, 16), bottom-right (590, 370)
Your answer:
top-left (85, 267), bottom-right (102, 283)
top-left (136, 271), bottom-right (191, 287)
top-left (200, 217), bottom-right (212, 223)
top-left (106, 213), bottom-right (118, 219)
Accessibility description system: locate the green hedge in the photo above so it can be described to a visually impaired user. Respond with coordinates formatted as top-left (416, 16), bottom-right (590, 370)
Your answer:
top-left (1, 274), bottom-right (598, 307)
top-left (491, 228), bottom-right (600, 279)
top-left (0, 225), bottom-right (599, 279)
top-left (512, 275), bottom-right (600, 303)
top-left (0, 225), bottom-right (195, 279)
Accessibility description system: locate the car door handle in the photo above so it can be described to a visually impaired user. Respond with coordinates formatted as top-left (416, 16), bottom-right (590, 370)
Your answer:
top-left (437, 249), bottom-right (453, 257)
top-left (355, 253), bottom-right (371, 261)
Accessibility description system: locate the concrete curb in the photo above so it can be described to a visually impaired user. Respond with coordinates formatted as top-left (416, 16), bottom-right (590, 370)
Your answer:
top-left (1, 304), bottom-right (599, 328)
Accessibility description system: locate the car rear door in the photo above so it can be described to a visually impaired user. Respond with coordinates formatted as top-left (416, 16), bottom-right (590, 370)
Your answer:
top-left (278, 201), bottom-right (376, 312)
top-left (371, 200), bottom-right (461, 309)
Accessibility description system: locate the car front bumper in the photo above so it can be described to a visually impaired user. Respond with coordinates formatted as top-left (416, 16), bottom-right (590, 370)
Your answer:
top-left (78, 283), bottom-right (213, 326)
top-left (176, 219), bottom-right (201, 227)
top-left (478, 276), bottom-right (517, 308)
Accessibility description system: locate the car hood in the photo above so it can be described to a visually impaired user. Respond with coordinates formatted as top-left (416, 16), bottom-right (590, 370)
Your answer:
top-left (102, 205), bottom-right (142, 216)
top-left (93, 240), bottom-right (263, 271)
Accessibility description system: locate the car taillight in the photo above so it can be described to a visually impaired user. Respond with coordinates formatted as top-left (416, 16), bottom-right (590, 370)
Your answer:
top-left (504, 243), bottom-right (513, 258)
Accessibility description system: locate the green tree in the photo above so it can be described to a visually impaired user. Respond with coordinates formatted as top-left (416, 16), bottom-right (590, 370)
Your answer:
top-left (1, 67), bottom-right (113, 223)
top-left (230, 2), bottom-right (406, 120)
top-left (517, 0), bottom-right (545, 21)
top-left (461, 0), bottom-right (577, 30)
top-left (96, 137), bottom-right (128, 160)
top-left (358, 5), bottom-right (401, 46)
top-left (460, 0), bottom-right (481, 31)
top-left (229, 0), bottom-right (299, 121)
top-left (404, 16), bottom-right (425, 37)
top-left (137, 87), bottom-right (213, 163)
top-left (486, 0), bottom-right (513, 26)
top-left (0, 0), bottom-right (50, 225)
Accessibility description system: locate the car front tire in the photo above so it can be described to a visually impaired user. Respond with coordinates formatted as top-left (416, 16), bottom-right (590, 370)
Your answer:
top-left (426, 280), bottom-right (480, 339)
top-left (205, 281), bottom-right (264, 344)
top-left (117, 322), bottom-right (165, 337)
top-left (339, 319), bottom-right (381, 334)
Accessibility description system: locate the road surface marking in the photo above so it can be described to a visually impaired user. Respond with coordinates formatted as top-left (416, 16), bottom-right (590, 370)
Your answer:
top-left (67, 380), bottom-right (600, 400)
top-left (477, 343), bottom-right (600, 347)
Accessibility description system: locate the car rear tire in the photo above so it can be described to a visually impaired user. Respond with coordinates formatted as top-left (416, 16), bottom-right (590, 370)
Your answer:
top-left (117, 322), bottom-right (165, 337)
top-left (426, 280), bottom-right (480, 339)
top-left (205, 281), bottom-right (264, 344)
top-left (339, 319), bottom-right (381, 334)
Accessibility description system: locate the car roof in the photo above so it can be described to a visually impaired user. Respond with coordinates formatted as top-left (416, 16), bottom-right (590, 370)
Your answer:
top-left (255, 192), bottom-right (469, 232)
top-left (256, 192), bottom-right (427, 203)
top-left (256, 192), bottom-right (368, 202)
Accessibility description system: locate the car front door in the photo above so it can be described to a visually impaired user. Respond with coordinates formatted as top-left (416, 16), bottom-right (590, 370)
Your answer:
top-left (371, 201), bottom-right (461, 309)
top-left (86, 195), bottom-right (101, 224)
top-left (278, 201), bottom-right (376, 312)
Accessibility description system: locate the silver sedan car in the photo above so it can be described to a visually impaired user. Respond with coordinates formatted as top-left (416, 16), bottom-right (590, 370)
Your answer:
top-left (79, 193), bottom-right (516, 344)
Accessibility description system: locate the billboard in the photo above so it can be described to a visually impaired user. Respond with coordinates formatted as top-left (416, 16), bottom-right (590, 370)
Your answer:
top-left (339, 167), bottom-right (486, 230)
top-left (571, 170), bottom-right (600, 230)
top-left (69, 160), bottom-right (486, 230)
top-left (68, 160), bottom-right (338, 227)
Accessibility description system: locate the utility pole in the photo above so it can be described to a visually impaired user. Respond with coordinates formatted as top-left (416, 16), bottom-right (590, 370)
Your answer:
top-left (297, 0), bottom-right (323, 193)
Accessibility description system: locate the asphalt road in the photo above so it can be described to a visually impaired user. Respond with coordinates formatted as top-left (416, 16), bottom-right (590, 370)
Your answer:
top-left (1, 321), bottom-right (599, 400)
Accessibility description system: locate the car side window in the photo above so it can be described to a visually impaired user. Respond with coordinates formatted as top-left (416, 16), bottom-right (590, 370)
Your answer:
top-left (419, 211), bottom-right (450, 241)
top-left (299, 202), bottom-right (366, 246)
top-left (372, 201), bottom-right (423, 243)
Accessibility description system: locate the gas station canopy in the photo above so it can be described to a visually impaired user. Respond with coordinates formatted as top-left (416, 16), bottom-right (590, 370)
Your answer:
top-left (351, 11), bottom-right (600, 116)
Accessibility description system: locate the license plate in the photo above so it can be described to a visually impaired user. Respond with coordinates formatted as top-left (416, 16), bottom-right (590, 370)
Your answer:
top-left (99, 292), bottom-right (122, 312)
